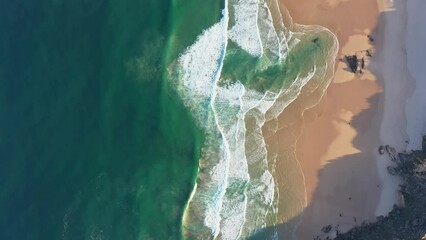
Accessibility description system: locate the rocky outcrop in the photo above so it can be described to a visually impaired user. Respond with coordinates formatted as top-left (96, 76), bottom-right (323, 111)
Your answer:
top-left (343, 45), bottom-right (374, 75)
top-left (322, 225), bottom-right (332, 234)
top-left (385, 145), bottom-right (397, 161)
top-left (343, 54), bottom-right (367, 74)
top-left (378, 146), bottom-right (385, 155)
top-left (330, 136), bottom-right (426, 240)
top-left (344, 55), bottom-right (359, 73)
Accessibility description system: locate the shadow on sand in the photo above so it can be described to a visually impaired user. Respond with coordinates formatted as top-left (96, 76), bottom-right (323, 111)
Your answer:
top-left (250, 1), bottom-right (414, 239)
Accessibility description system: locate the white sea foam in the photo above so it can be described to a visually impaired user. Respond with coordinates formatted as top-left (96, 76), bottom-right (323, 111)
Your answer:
top-left (170, 0), bottom-right (338, 239)
top-left (174, 18), bottom-right (228, 124)
top-left (257, 0), bottom-right (281, 60)
top-left (174, 7), bottom-right (229, 237)
top-left (228, 0), bottom-right (263, 57)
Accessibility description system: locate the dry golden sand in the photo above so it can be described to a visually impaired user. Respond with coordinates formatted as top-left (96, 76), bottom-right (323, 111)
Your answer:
top-left (274, 0), bottom-right (385, 238)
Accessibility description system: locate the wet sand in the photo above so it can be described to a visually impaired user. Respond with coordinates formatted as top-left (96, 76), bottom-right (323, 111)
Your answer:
top-left (274, 0), bottom-right (398, 238)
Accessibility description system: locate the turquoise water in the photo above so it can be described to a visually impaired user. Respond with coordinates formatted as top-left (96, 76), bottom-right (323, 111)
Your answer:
top-left (0, 1), bottom-right (220, 239)
top-left (168, 0), bottom-right (338, 238)
top-left (0, 0), bottom-right (338, 239)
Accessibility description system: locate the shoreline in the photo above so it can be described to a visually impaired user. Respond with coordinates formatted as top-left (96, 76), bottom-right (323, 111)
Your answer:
top-left (263, 12), bottom-right (339, 238)
top-left (275, 0), bottom-right (402, 238)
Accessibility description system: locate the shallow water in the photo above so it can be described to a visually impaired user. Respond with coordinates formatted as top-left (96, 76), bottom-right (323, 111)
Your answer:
top-left (168, 0), bottom-right (338, 238)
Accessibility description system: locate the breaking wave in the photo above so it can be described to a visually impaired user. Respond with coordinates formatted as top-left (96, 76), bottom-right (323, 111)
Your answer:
top-left (168, 0), bottom-right (338, 239)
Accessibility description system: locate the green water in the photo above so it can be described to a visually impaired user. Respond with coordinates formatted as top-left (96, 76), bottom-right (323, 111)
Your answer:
top-left (0, 1), bottom-right (221, 239)
top-left (220, 34), bottom-right (330, 93)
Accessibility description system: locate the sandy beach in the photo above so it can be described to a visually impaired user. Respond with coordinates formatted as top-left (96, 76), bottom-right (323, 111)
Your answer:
top-left (270, 0), bottom-right (423, 238)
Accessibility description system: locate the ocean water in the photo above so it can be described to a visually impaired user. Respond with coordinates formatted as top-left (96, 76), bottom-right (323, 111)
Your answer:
top-left (0, 0), bottom-right (215, 239)
top-left (168, 0), bottom-right (338, 239)
top-left (0, 0), bottom-right (337, 239)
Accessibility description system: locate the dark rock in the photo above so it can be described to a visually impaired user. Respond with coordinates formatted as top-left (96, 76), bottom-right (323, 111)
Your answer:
top-left (322, 225), bottom-right (332, 233)
top-left (344, 55), bottom-right (358, 73)
top-left (405, 220), bottom-right (410, 229)
top-left (399, 191), bottom-right (405, 208)
top-left (387, 166), bottom-right (397, 175)
top-left (423, 135), bottom-right (426, 152)
top-left (366, 49), bottom-right (372, 57)
top-left (334, 136), bottom-right (426, 240)
top-left (385, 145), bottom-right (397, 161)
top-left (378, 146), bottom-right (385, 155)
top-left (412, 218), bottom-right (420, 226)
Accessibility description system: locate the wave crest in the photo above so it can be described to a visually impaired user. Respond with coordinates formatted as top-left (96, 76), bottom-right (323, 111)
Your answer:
top-left (167, 0), bottom-right (338, 238)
